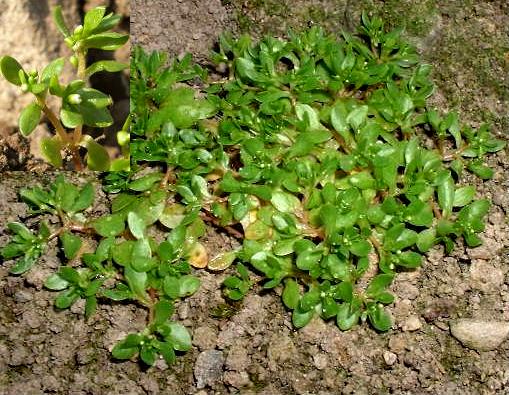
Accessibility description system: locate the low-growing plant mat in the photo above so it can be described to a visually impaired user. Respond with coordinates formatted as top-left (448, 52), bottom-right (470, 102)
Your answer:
top-left (0, 161), bottom-right (508, 393)
top-left (0, 0), bottom-right (508, 393)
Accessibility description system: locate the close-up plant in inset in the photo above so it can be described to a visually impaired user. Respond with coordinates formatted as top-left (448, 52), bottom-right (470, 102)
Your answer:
top-left (0, 5), bottom-right (129, 171)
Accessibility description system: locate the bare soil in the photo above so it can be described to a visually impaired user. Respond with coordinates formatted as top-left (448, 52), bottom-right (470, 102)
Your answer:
top-left (1, 0), bottom-right (509, 394)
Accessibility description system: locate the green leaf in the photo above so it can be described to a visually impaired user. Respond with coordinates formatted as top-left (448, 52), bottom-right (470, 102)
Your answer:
top-left (60, 107), bottom-right (83, 128)
top-left (350, 240), bottom-right (371, 257)
top-left (437, 171), bottom-right (454, 217)
top-left (168, 323), bottom-right (192, 351)
top-left (417, 229), bottom-right (436, 252)
top-left (453, 186), bottom-right (475, 207)
top-left (129, 173), bottom-right (163, 191)
top-left (112, 342), bottom-right (138, 360)
top-left (85, 296), bottom-right (98, 318)
top-left (41, 58), bottom-right (65, 82)
top-left (346, 105), bottom-right (368, 129)
top-left (296, 250), bottom-right (322, 271)
top-left (367, 304), bottom-right (392, 331)
top-left (140, 344), bottom-right (157, 366)
top-left (336, 302), bottom-right (360, 330)
top-left (44, 273), bottom-right (69, 291)
top-left (163, 276), bottom-right (180, 299)
top-left (19, 103), bottom-right (42, 136)
top-left (468, 161), bottom-right (494, 180)
top-left (7, 222), bottom-right (34, 240)
top-left (153, 300), bottom-right (173, 326)
top-left (292, 308), bottom-right (315, 328)
top-left (52, 6), bottom-right (70, 37)
top-left (60, 231), bottom-right (82, 260)
top-left (127, 211), bottom-right (146, 239)
top-left (85, 60), bottom-right (128, 77)
top-left (83, 6), bottom-right (106, 36)
top-left (282, 279), bottom-right (300, 309)
top-left (384, 224), bottom-right (418, 251)
top-left (92, 213), bottom-right (125, 237)
top-left (40, 136), bottom-right (63, 167)
top-left (124, 266), bottom-right (148, 303)
top-left (366, 274), bottom-right (394, 297)
top-left (397, 251), bottom-right (422, 268)
top-left (270, 191), bottom-right (300, 213)
top-left (71, 183), bottom-right (95, 212)
top-left (85, 139), bottom-right (111, 171)
top-left (178, 275), bottom-right (201, 297)
top-left (55, 288), bottom-right (79, 309)
top-left (0, 56), bottom-right (24, 85)
top-left (82, 32), bottom-right (129, 51)
top-left (10, 252), bottom-right (40, 274)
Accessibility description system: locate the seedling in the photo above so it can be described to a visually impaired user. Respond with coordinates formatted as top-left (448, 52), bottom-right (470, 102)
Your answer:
top-left (1, 175), bottom-right (202, 364)
top-left (0, 5), bottom-right (129, 170)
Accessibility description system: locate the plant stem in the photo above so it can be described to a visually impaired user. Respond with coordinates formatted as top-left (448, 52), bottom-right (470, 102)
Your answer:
top-left (37, 97), bottom-right (69, 144)
top-left (73, 50), bottom-right (87, 146)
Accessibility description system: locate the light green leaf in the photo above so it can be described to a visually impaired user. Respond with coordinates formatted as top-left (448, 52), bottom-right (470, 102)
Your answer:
top-left (82, 32), bottom-right (129, 51)
top-left (127, 211), bottom-right (146, 239)
top-left (52, 6), bottom-right (70, 37)
top-left (44, 273), bottom-right (69, 291)
top-left (83, 6), bottom-right (106, 36)
top-left (282, 279), bottom-right (300, 309)
top-left (168, 322), bottom-right (192, 351)
top-left (92, 213), bottom-right (125, 237)
top-left (85, 60), bottom-right (127, 77)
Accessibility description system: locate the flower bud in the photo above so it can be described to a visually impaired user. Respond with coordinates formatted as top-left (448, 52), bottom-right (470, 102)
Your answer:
top-left (64, 37), bottom-right (74, 48)
top-left (68, 93), bottom-right (82, 105)
top-left (69, 55), bottom-right (78, 68)
top-left (74, 25), bottom-right (83, 35)
top-left (117, 130), bottom-right (129, 146)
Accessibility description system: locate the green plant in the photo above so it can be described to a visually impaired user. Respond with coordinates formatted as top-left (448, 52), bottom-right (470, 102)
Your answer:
top-left (1, 175), bottom-right (202, 365)
top-left (1, 14), bottom-right (505, 367)
top-left (0, 5), bottom-right (129, 171)
top-left (130, 13), bottom-right (504, 334)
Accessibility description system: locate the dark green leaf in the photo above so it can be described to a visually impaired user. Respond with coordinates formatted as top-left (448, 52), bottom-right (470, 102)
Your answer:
top-left (60, 231), bottom-right (82, 260)
top-left (19, 103), bottom-right (42, 136)
top-left (282, 279), bottom-right (300, 309)
top-left (0, 56), bottom-right (24, 85)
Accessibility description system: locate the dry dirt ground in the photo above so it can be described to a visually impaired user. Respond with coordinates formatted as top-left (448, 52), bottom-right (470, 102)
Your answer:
top-left (1, 0), bottom-right (509, 394)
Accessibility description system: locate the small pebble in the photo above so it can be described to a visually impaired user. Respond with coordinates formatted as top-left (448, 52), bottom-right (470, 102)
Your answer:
top-left (450, 319), bottom-right (509, 351)
top-left (383, 351), bottom-right (397, 366)
top-left (313, 354), bottom-right (328, 370)
top-left (402, 315), bottom-right (422, 332)
top-left (194, 350), bottom-right (224, 389)
top-left (14, 290), bottom-right (33, 303)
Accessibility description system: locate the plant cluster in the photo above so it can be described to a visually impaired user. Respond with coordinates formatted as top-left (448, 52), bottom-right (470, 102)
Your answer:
top-left (1, 14), bottom-right (505, 366)
top-left (0, 5), bottom-right (129, 171)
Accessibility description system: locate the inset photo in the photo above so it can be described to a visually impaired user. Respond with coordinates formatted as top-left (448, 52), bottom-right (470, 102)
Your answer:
top-left (0, 1), bottom-right (129, 171)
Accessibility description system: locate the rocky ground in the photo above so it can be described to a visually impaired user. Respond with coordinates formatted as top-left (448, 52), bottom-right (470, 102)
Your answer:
top-left (1, 0), bottom-right (509, 394)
